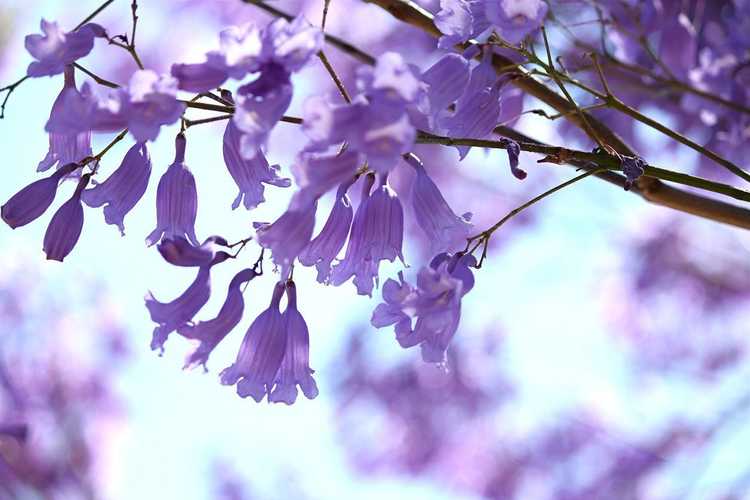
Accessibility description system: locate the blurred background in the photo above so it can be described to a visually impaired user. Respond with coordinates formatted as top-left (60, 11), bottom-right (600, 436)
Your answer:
top-left (2, 0), bottom-right (750, 499)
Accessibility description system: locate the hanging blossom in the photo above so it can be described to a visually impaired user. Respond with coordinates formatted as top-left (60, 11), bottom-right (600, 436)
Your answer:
top-left (157, 235), bottom-right (230, 267)
top-left (24, 20), bottom-right (104, 77)
top-left (146, 251), bottom-right (231, 353)
top-left (330, 174), bottom-right (405, 297)
top-left (146, 134), bottom-right (199, 247)
top-left (405, 154), bottom-right (472, 253)
top-left (302, 52), bottom-right (423, 173)
top-left (222, 98), bottom-right (291, 210)
top-left (43, 173), bottom-right (91, 262)
top-left (372, 252), bottom-right (477, 363)
top-left (434, 0), bottom-right (548, 47)
top-left (47, 70), bottom-right (185, 143)
top-left (1, 162), bottom-right (79, 229)
top-left (179, 267), bottom-right (260, 370)
top-left (82, 142), bottom-right (151, 235)
top-left (172, 17), bottom-right (322, 159)
top-left (221, 280), bottom-right (317, 404)
top-left (38, 67), bottom-right (92, 172)
top-left (298, 179), bottom-right (356, 283)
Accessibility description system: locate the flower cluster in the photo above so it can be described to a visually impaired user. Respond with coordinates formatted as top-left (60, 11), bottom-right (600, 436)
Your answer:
top-left (1, 3), bottom-right (535, 405)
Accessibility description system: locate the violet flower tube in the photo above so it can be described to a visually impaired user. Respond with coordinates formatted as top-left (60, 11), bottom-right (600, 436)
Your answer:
top-left (43, 173), bottom-right (90, 262)
top-left (1, 162), bottom-right (78, 229)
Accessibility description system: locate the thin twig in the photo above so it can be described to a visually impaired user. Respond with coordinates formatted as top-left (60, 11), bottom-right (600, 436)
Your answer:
top-left (0, 76), bottom-right (29, 119)
top-left (73, 0), bottom-right (117, 31)
top-left (73, 63), bottom-right (120, 88)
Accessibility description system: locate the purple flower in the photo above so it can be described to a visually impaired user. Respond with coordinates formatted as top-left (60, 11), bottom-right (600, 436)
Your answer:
top-left (146, 252), bottom-right (230, 352)
top-left (157, 235), bottom-right (229, 267)
top-left (257, 192), bottom-right (318, 276)
top-left (485, 0), bottom-right (548, 44)
top-left (434, 0), bottom-right (547, 46)
top-left (292, 148), bottom-right (361, 201)
top-left (220, 281), bottom-right (288, 402)
top-left (502, 138), bottom-right (526, 179)
top-left (1, 162), bottom-right (78, 229)
top-left (38, 67), bottom-right (92, 172)
top-left (223, 119), bottom-right (291, 210)
top-left (298, 181), bottom-right (355, 283)
top-left (330, 174), bottom-right (405, 296)
top-left (179, 267), bottom-right (259, 370)
top-left (49, 70), bottom-right (185, 143)
top-left (233, 63), bottom-right (293, 158)
top-left (82, 142), bottom-right (151, 235)
top-left (43, 174), bottom-right (90, 262)
top-left (406, 154), bottom-right (472, 253)
top-left (146, 134), bottom-right (199, 247)
top-left (269, 281), bottom-right (318, 404)
top-left (372, 252), bottom-right (477, 363)
top-left (24, 20), bottom-right (101, 77)
top-left (261, 17), bottom-right (323, 73)
top-left (442, 52), bottom-right (504, 159)
top-left (420, 54), bottom-right (471, 129)
top-left (171, 24), bottom-right (262, 92)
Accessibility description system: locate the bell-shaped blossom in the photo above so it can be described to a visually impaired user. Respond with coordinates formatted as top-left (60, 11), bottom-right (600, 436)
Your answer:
top-left (146, 252), bottom-right (230, 352)
top-left (330, 174), bottom-right (405, 296)
top-left (2, 162), bottom-right (78, 229)
top-left (419, 54), bottom-right (471, 129)
top-left (442, 52), bottom-right (504, 159)
top-left (292, 148), bottom-right (361, 201)
top-left (38, 67), bottom-right (92, 172)
top-left (502, 138), bottom-right (526, 179)
top-left (223, 119), bottom-right (290, 209)
top-left (220, 282), bottom-right (288, 402)
top-left (146, 134), bottom-right (199, 246)
top-left (157, 235), bottom-right (229, 267)
top-left (434, 0), bottom-right (547, 47)
top-left (302, 53), bottom-right (421, 173)
top-left (299, 181), bottom-right (355, 283)
top-left (82, 142), bottom-right (151, 234)
top-left (406, 154), bottom-right (472, 253)
top-left (171, 25), bottom-right (262, 92)
top-left (179, 267), bottom-right (259, 370)
top-left (261, 17), bottom-right (323, 73)
top-left (171, 16), bottom-right (321, 93)
top-left (48, 70), bottom-right (184, 143)
top-left (233, 64), bottom-right (293, 158)
top-left (25, 20), bottom-right (102, 77)
top-left (372, 252), bottom-right (477, 363)
top-left (257, 192), bottom-right (318, 276)
top-left (43, 173), bottom-right (90, 261)
top-left (485, 0), bottom-right (548, 44)
top-left (269, 281), bottom-right (318, 404)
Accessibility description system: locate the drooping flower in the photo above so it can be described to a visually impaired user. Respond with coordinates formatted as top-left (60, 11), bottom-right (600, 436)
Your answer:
top-left (298, 180), bottom-right (355, 283)
top-left (146, 252), bottom-right (230, 352)
top-left (222, 118), bottom-right (290, 210)
top-left (441, 51), bottom-right (504, 159)
top-left (43, 173), bottom-right (90, 262)
top-left (1, 162), bottom-right (78, 229)
top-left (372, 252), bottom-right (477, 363)
top-left (146, 134), bottom-right (199, 246)
top-left (419, 54), bottom-right (471, 129)
top-left (24, 20), bottom-right (102, 77)
top-left (292, 148), bottom-right (361, 202)
top-left (406, 154), bottom-right (472, 253)
top-left (179, 267), bottom-right (259, 370)
top-left (260, 16), bottom-right (323, 73)
top-left (48, 70), bottom-right (185, 143)
top-left (269, 281), bottom-right (318, 404)
top-left (434, 0), bottom-right (547, 47)
top-left (256, 192), bottom-right (318, 276)
top-left (330, 174), bottom-right (405, 296)
top-left (502, 138), bottom-right (526, 179)
top-left (82, 142), bottom-right (151, 234)
top-left (220, 281), bottom-right (288, 402)
top-left (38, 67), bottom-right (92, 172)
top-left (233, 63), bottom-right (293, 158)
top-left (157, 235), bottom-right (229, 267)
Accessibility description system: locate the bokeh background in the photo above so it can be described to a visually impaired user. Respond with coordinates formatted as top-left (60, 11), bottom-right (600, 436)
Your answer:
top-left (2, 0), bottom-right (750, 499)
